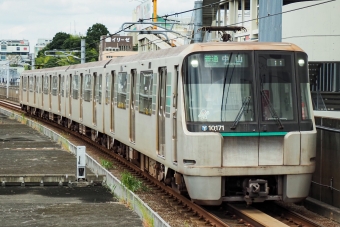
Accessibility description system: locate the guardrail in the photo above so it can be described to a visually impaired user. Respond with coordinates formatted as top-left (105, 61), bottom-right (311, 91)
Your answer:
top-left (311, 91), bottom-right (340, 110)
top-left (0, 85), bottom-right (19, 103)
top-left (310, 116), bottom-right (340, 209)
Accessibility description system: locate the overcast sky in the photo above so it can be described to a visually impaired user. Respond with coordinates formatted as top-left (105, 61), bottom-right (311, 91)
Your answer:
top-left (0, 0), bottom-right (196, 53)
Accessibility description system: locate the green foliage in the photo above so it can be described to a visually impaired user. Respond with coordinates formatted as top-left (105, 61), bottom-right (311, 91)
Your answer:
top-left (48, 32), bottom-right (70, 50)
top-left (33, 23), bottom-right (110, 69)
top-left (86, 23), bottom-right (109, 50)
top-left (100, 158), bottom-right (113, 170)
top-left (121, 171), bottom-right (149, 192)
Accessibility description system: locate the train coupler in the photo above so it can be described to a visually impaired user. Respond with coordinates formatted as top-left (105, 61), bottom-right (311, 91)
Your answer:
top-left (243, 179), bottom-right (269, 204)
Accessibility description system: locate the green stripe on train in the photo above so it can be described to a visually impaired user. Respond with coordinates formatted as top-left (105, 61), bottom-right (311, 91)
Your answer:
top-left (220, 132), bottom-right (288, 137)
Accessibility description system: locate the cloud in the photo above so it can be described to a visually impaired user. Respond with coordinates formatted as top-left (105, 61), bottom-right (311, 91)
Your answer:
top-left (0, 0), bottom-right (196, 52)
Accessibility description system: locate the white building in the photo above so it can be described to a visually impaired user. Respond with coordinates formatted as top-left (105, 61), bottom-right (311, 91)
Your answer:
top-left (0, 39), bottom-right (30, 63)
top-left (34, 38), bottom-right (52, 57)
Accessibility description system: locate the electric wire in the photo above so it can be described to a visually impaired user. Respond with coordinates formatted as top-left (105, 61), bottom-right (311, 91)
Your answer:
top-left (44, 0), bottom-right (335, 62)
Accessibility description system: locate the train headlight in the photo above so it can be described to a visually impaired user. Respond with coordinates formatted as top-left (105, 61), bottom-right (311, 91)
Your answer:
top-left (191, 59), bottom-right (199, 68)
top-left (298, 59), bottom-right (305, 67)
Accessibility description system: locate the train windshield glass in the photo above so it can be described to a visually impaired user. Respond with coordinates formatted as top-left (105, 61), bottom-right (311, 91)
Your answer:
top-left (257, 53), bottom-right (296, 122)
top-left (184, 52), bottom-right (255, 123)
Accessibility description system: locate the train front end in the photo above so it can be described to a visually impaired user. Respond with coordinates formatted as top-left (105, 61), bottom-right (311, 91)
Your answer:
top-left (179, 43), bottom-right (316, 205)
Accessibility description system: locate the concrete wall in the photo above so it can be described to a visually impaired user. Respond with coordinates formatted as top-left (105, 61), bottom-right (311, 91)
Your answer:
top-left (282, 0), bottom-right (340, 61)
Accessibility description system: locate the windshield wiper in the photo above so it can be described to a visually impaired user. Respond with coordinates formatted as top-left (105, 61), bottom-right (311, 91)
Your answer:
top-left (230, 96), bottom-right (251, 130)
top-left (261, 90), bottom-right (284, 129)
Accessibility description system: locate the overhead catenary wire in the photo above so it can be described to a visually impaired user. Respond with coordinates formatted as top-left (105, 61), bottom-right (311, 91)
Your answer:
top-left (138, 0), bottom-right (335, 48)
top-left (49, 0), bottom-right (335, 58)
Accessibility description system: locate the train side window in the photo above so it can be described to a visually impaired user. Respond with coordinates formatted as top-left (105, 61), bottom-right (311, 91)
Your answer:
top-left (98, 74), bottom-right (102, 104)
top-left (36, 77), bottom-right (39, 93)
top-left (139, 70), bottom-right (153, 115)
top-left (72, 75), bottom-right (79, 99)
top-left (105, 73), bottom-right (110, 105)
top-left (29, 77), bottom-right (33, 92)
top-left (52, 76), bottom-right (58, 96)
top-left (117, 72), bottom-right (127, 109)
top-left (84, 74), bottom-right (92, 102)
top-left (23, 77), bottom-right (27, 91)
top-left (61, 76), bottom-right (65, 97)
top-left (43, 76), bottom-right (49, 95)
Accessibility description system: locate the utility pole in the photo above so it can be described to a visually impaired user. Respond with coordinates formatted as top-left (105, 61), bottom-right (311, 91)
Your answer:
top-left (31, 53), bottom-right (35, 70)
top-left (152, 0), bottom-right (157, 30)
top-left (81, 39), bottom-right (85, 64)
top-left (193, 1), bottom-right (203, 43)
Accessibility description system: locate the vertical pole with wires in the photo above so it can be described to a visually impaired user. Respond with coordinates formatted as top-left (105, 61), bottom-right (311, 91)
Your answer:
top-left (81, 39), bottom-right (85, 64)
top-left (6, 61), bottom-right (9, 99)
top-left (193, 1), bottom-right (203, 43)
top-left (31, 53), bottom-right (35, 70)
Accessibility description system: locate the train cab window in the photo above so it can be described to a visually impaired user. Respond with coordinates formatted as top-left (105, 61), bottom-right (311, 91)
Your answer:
top-left (139, 71), bottom-right (153, 115)
top-left (72, 75), bottom-right (79, 99)
top-left (61, 76), bottom-right (65, 97)
top-left (84, 74), bottom-right (92, 102)
top-left (296, 52), bottom-right (313, 130)
top-left (52, 76), bottom-right (58, 96)
top-left (184, 52), bottom-right (255, 125)
top-left (117, 72), bottom-right (127, 109)
top-left (29, 77), bottom-right (33, 92)
top-left (257, 53), bottom-right (296, 122)
top-left (43, 76), bottom-right (49, 95)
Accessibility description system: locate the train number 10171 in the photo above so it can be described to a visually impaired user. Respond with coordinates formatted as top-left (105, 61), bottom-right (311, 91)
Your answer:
top-left (201, 125), bottom-right (225, 132)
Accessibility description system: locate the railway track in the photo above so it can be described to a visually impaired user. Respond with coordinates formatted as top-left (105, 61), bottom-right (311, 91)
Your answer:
top-left (0, 100), bottom-right (327, 227)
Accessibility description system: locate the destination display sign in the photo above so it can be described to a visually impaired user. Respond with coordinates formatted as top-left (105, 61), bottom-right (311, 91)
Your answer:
top-left (204, 54), bottom-right (248, 67)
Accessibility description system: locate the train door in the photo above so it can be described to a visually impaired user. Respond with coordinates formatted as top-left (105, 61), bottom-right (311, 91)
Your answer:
top-left (110, 71), bottom-right (115, 132)
top-left (172, 67), bottom-right (179, 163)
top-left (93, 73), bottom-right (97, 125)
top-left (158, 67), bottom-right (167, 157)
top-left (80, 73), bottom-right (83, 119)
top-left (58, 74), bottom-right (61, 112)
top-left (130, 69), bottom-right (137, 143)
top-left (69, 74), bottom-right (72, 115)
top-left (255, 52), bottom-right (298, 165)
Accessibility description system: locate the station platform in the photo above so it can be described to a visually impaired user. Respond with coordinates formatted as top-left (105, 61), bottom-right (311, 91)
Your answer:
top-left (0, 112), bottom-right (143, 226)
top-left (0, 112), bottom-right (100, 186)
top-left (313, 110), bottom-right (340, 119)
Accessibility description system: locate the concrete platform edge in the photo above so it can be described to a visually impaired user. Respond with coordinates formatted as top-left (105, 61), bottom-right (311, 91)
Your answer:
top-left (304, 197), bottom-right (340, 223)
top-left (0, 107), bottom-right (170, 227)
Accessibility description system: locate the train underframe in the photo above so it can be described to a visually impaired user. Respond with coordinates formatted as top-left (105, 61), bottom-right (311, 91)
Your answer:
top-left (22, 105), bottom-right (311, 206)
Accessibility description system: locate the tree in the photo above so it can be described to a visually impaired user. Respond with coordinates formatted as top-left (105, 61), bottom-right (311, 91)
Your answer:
top-left (86, 23), bottom-right (109, 50)
top-left (33, 23), bottom-right (110, 68)
top-left (48, 32), bottom-right (70, 50)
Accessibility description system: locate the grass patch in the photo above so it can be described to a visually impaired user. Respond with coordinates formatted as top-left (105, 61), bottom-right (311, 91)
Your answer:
top-left (121, 170), bottom-right (149, 192)
top-left (100, 158), bottom-right (114, 170)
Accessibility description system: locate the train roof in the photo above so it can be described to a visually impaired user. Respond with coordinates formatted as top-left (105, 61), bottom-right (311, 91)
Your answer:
top-left (21, 42), bottom-right (304, 76)
top-left (106, 42), bottom-right (304, 65)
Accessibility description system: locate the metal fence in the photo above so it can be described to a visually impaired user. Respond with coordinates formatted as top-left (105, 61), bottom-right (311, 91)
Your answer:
top-left (0, 85), bottom-right (19, 103)
top-left (310, 117), bottom-right (340, 209)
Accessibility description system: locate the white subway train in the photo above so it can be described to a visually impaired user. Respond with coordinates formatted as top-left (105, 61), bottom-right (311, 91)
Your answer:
top-left (20, 42), bottom-right (316, 205)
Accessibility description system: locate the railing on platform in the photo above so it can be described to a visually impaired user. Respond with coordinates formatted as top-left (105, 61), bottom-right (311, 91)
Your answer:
top-left (0, 85), bottom-right (19, 103)
top-left (311, 91), bottom-right (340, 111)
top-left (311, 116), bottom-right (340, 209)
